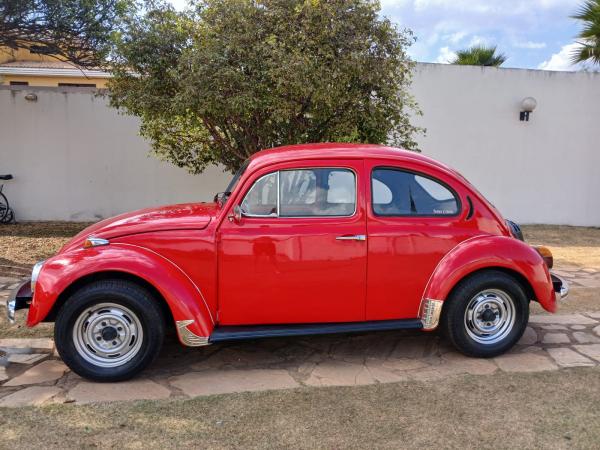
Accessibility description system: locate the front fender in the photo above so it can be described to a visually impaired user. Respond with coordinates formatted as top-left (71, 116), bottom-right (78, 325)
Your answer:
top-left (423, 235), bottom-right (555, 313)
top-left (28, 243), bottom-right (215, 342)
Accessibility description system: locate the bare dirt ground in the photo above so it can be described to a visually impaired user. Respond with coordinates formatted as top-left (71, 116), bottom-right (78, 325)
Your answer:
top-left (522, 224), bottom-right (600, 271)
top-left (2, 368), bottom-right (600, 449)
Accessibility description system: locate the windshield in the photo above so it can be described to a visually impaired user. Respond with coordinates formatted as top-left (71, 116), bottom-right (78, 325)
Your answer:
top-left (218, 159), bottom-right (250, 204)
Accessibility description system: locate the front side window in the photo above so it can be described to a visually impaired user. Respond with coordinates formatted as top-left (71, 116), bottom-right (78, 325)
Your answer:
top-left (372, 168), bottom-right (459, 216)
top-left (241, 168), bottom-right (356, 217)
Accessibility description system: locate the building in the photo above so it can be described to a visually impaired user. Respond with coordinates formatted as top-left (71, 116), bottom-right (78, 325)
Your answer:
top-left (0, 46), bottom-right (110, 88)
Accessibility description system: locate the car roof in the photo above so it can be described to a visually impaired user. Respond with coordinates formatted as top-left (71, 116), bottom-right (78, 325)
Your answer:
top-left (249, 143), bottom-right (457, 175)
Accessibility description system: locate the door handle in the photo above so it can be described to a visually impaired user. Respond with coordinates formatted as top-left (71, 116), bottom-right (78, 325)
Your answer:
top-left (336, 234), bottom-right (367, 241)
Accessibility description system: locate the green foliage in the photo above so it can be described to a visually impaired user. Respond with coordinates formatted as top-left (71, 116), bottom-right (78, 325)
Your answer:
top-left (571, 0), bottom-right (600, 65)
top-left (451, 45), bottom-right (507, 67)
top-left (109, 0), bottom-right (422, 174)
top-left (0, 0), bottom-right (133, 68)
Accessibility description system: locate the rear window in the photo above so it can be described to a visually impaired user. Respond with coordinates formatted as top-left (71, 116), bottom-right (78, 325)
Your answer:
top-left (371, 168), bottom-right (459, 216)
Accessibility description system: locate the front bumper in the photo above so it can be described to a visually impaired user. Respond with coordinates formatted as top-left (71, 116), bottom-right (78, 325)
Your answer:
top-left (551, 273), bottom-right (569, 301)
top-left (6, 279), bottom-right (32, 324)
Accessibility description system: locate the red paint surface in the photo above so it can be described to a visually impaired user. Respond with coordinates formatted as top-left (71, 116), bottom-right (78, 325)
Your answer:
top-left (27, 143), bottom-right (557, 341)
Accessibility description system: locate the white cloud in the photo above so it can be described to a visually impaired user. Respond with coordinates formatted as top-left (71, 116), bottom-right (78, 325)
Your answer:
top-left (445, 31), bottom-right (467, 44)
top-left (514, 41), bottom-right (547, 49)
top-left (538, 43), bottom-right (579, 70)
top-left (435, 46), bottom-right (457, 63)
top-left (467, 35), bottom-right (489, 47)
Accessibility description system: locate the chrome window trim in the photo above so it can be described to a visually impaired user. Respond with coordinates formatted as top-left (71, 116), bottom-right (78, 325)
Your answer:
top-left (240, 167), bottom-right (358, 219)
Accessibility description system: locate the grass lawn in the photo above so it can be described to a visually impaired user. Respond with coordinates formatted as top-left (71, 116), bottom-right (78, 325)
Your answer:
top-left (2, 368), bottom-right (600, 449)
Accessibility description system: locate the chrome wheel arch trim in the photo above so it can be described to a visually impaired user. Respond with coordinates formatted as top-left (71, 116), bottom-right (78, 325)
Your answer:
top-left (176, 320), bottom-right (210, 347)
top-left (419, 298), bottom-right (444, 330)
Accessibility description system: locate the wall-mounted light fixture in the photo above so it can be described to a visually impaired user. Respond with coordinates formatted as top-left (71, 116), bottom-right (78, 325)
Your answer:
top-left (24, 92), bottom-right (38, 102)
top-left (520, 97), bottom-right (537, 121)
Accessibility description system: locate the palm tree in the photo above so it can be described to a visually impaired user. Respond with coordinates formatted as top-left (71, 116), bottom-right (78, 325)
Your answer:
top-left (571, 0), bottom-right (600, 65)
top-left (450, 45), bottom-right (507, 67)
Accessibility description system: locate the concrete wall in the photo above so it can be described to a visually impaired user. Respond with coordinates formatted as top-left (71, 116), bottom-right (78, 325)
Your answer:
top-left (1, 63), bottom-right (599, 225)
top-left (0, 87), bottom-right (228, 221)
top-left (410, 64), bottom-right (600, 226)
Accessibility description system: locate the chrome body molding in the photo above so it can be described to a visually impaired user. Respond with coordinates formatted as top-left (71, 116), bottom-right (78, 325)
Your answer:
top-left (419, 298), bottom-right (444, 331)
top-left (176, 320), bottom-right (210, 347)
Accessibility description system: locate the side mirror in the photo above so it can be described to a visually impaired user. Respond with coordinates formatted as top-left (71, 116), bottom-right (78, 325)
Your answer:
top-left (229, 205), bottom-right (243, 223)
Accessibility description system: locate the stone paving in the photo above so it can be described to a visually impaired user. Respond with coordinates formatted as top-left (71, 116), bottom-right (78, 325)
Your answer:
top-left (0, 266), bottom-right (599, 408)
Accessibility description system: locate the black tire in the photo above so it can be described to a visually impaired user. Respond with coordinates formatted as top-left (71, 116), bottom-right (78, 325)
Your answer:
top-left (0, 191), bottom-right (9, 222)
top-left (1, 208), bottom-right (14, 224)
top-left (440, 270), bottom-right (529, 358)
top-left (54, 279), bottom-right (165, 382)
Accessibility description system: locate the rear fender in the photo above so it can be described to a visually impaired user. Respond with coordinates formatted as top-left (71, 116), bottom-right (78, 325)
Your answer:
top-left (28, 243), bottom-right (214, 345)
top-left (420, 235), bottom-right (555, 329)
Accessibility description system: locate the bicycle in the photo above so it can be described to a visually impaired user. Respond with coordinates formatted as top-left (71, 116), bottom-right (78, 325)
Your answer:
top-left (0, 174), bottom-right (15, 224)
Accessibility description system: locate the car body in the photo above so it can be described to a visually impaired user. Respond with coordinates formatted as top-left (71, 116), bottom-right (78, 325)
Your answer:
top-left (7, 143), bottom-right (568, 380)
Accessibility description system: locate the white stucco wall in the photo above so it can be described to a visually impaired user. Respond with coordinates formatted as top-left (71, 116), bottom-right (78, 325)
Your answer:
top-left (0, 88), bottom-right (229, 221)
top-left (1, 63), bottom-right (599, 225)
top-left (410, 64), bottom-right (600, 226)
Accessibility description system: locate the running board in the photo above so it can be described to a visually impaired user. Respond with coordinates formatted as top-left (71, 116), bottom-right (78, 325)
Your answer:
top-left (209, 319), bottom-right (423, 343)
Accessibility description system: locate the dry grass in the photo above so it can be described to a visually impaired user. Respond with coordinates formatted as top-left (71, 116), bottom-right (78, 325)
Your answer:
top-left (0, 221), bottom-right (92, 270)
top-left (1, 368), bottom-right (600, 449)
top-left (522, 225), bottom-right (600, 270)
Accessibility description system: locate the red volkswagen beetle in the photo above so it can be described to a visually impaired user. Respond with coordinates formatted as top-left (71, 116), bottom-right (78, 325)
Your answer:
top-left (7, 143), bottom-right (568, 381)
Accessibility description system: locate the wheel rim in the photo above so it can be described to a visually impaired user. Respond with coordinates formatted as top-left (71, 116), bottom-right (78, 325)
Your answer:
top-left (464, 289), bottom-right (516, 345)
top-left (73, 303), bottom-right (144, 368)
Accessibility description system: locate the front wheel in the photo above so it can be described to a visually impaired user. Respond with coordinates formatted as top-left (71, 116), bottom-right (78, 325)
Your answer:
top-left (54, 280), bottom-right (165, 381)
top-left (441, 270), bottom-right (529, 358)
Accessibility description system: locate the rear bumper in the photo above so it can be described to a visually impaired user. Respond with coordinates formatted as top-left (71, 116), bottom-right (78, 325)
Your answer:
top-left (551, 273), bottom-right (569, 300)
top-left (5, 279), bottom-right (32, 324)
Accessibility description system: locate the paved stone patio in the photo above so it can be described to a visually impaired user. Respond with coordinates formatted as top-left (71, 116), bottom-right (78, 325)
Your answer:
top-left (1, 267), bottom-right (599, 408)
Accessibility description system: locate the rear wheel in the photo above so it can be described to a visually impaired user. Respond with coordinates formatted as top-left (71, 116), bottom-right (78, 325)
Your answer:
top-left (0, 192), bottom-right (9, 222)
top-left (441, 270), bottom-right (529, 357)
top-left (55, 279), bottom-right (164, 381)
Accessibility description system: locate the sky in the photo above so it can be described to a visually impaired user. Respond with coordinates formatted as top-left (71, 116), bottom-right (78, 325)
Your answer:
top-left (168, 0), bottom-right (586, 71)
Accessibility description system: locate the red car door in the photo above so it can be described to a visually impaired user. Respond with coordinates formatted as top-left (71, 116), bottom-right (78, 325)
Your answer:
top-left (364, 158), bottom-right (476, 320)
top-left (217, 159), bottom-right (367, 325)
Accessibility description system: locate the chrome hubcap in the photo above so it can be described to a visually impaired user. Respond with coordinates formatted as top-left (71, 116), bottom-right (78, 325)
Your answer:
top-left (464, 289), bottom-right (516, 345)
top-left (73, 303), bottom-right (143, 368)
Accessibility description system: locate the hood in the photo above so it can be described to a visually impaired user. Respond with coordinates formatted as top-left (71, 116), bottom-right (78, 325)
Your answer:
top-left (61, 202), bottom-right (218, 253)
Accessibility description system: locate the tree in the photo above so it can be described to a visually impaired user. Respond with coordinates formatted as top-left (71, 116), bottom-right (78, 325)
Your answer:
top-left (451, 45), bottom-right (507, 67)
top-left (571, 0), bottom-right (600, 66)
top-left (108, 0), bottom-right (422, 174)
top-left (0, 0), bottom-right (132, 68)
